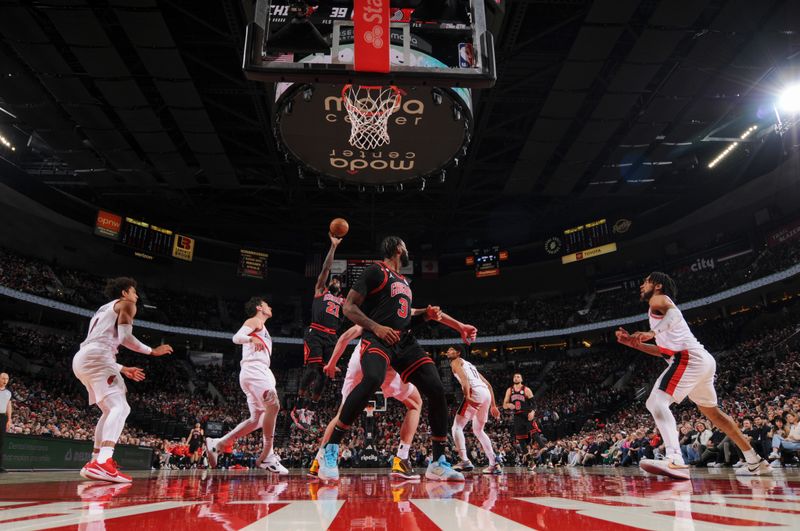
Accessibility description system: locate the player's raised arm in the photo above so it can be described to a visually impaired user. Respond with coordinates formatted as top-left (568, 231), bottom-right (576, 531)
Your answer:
top-left (429, 310), bottom-right (477, 344)
top-left (315, 233), bottom-right (342, 295)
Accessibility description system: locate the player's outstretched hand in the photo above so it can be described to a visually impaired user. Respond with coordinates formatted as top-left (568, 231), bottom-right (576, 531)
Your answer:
top-left (121, 366), bottom-right (146, 382)
top-left (490, 405), bottom-right (500, 419)
top-left (425, 305), bottom-right (442, 321)
top-left (329, 233), bottom-right (343, 247)
top-left (323, 363), bottom-right (341, 379)
top-left (460, 324), bottom-right (477, 344)
top-left (631, 331), bottom-right (655, 345)
top-left (374, 325), bottom-right (400, 345)
top-left (151, 344), bottom-right (173, 356)
top-left (615, 327), bottom-right (633, 346)
top-left (250, 337), bottom-right (267, 351)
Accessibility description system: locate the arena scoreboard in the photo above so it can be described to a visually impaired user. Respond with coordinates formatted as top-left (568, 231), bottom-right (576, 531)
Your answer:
top-left (466, 246), bottom-right (508, 278)
top-left (559, 219), bottom-right (617, 264)
top-left (95, 210), bottom-right (195, 262)
top-left (238, 249), bottom-right (269, 279)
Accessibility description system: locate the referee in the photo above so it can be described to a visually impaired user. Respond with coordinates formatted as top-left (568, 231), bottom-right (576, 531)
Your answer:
top-left (0, 372), bottom-right (12, 473)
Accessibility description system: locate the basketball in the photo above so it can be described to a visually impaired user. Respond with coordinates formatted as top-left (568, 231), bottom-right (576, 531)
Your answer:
top-left (329, 218), bottom-right (349, 238)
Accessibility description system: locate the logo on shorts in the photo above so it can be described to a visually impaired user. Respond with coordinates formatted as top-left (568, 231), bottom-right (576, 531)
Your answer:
top-left (107, 375), bottom-right (116, 385)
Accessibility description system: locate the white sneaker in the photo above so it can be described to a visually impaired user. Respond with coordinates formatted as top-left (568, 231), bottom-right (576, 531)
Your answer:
top-left (707, 462), bottom-right (724, 468)
top-left (732, 460), bottom-right (746, 469)
top-left (736, 459), bottom-right (772, 476)
top-left (258, 454), bottom-right (289, 475)
top-left (769, 460), bottom-right (783, 469)
top-left (453, 459), bottom-right (474, 472)
top-left (768, 451), bottom-right (780, 460)
top-left (482, 463), bottom-right (503, 475)
top-left (425, 455), bottom-right (465, 482)
top-left (205, 438), bottom-right (220, 468)
top-left (640, 458), bottom-right (690, 480)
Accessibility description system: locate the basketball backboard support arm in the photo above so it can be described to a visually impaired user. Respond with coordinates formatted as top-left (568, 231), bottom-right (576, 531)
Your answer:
top-left (242, 0), bottom-right (496, 88)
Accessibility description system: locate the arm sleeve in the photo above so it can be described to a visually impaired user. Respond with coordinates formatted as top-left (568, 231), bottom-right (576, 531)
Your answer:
top-left (232, 325), bottom-right (255, 345)
top-left (117, 324), bottom-right (152, 354)
top-left (352, 264), bottom-right (385, 297)
top-left (650, 307), bottom-right (681, 335)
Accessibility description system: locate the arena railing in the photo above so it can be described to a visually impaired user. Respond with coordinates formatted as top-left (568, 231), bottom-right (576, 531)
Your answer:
top-left (1, 262), bottom-right (799, 346)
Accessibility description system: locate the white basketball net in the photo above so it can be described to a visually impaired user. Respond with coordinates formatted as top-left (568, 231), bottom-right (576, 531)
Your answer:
top-left (342, 85), bottom-right (403, 150)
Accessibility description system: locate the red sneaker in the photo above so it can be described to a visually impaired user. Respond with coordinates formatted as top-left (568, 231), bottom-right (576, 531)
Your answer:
top-left (80, 460), bottom-right (96, 480)
top-left (83, 459), bottom-right (132, 483)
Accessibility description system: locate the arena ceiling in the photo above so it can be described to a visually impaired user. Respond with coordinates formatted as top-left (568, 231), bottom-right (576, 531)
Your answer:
top-left (0, 0), bottom-right (799, 255)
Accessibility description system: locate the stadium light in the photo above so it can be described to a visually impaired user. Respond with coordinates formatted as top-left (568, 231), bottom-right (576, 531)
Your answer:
top-left (707, 124), bottom-right (757, 169)
top-left (777, 83), bottom-right (800, 114)
top-left (0, 133), bottom-right (14, 151)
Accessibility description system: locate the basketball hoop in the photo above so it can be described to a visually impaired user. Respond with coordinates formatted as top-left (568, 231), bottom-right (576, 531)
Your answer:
top-left (341, 85), bottom-right (403, 150)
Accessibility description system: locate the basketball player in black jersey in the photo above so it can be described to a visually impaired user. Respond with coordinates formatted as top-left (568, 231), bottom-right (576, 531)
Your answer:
top-left (293, 233), bottom-right (344, 428)
top-left (503, 373), bottom-right (544, 452)
top-left (318, 235), bottom-right (475, 481)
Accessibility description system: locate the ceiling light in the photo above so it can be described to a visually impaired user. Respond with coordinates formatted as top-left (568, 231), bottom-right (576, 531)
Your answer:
top-left (778, 84), bottom-right (800, 114)
top-left (707, 125), bottom-right (757, 169)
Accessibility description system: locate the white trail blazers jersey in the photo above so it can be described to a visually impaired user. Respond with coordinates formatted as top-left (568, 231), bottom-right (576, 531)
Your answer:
top-left (80, 300), bottom-right (122, 352)
top-left (454, 358), bottom-right (487, 390)
top-left (648, 296), bottom-right (705, 353)
top-left (241, 326), bottom-right (272, 368)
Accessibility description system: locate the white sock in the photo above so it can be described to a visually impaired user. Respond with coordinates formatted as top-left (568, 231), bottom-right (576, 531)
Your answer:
top-left (97, 446), bottom-right (114, 464)
top-left (397, 442), bottom-right (410, 460)
top-left (744, 449), bottom-right (760, 464)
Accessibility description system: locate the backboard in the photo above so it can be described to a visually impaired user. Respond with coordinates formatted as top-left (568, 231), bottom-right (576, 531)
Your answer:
top-left (243, 0), bottom-right (494, 185)
top-left (243, 0), bottom-right (496, 88)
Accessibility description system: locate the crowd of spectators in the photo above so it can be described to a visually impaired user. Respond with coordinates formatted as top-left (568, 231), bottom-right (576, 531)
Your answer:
top-left (2, 227), bottom-right (800, 338)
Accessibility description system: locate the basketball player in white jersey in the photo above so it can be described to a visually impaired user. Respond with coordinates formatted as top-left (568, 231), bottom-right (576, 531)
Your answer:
top-left (616, 272), bottom-right (771, 478)
top-left (310, 322), bottom-right (423, 480)
top-left (446, 345), bottom-right (502, 474)
top-left (73, 277), bottom-right (173, 483)
top-left (205, 296), bottom-right (287, 474)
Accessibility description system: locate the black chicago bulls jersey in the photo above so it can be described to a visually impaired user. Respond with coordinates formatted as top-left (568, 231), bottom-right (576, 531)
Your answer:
top-left (310, 289), bottom-right (344, 331)
top-left (352, 263), bottom-right (412, 330)
top-left (509, 384), bottom-right (531, 415)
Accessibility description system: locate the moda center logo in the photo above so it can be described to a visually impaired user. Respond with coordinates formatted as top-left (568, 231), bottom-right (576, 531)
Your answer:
top-left (324, 95), bottom-right (423, 173)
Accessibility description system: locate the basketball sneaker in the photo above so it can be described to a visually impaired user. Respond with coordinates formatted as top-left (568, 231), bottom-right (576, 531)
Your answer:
top-left (308, 458), bottom-right (320, 478)
top-left (257, 453), bottom-right (289, 474)
top-left (640, 458), bottom-right (690, 480)
top-left (80, 460), bottom-right (95, 480)
top-left (205, 437), bottom-right (221, 468)
top-left (82, 459), bottom-right (132, 483)
top-left (453, 459), bottom-right (474, 472)
top-left (318, 443), bottom-right (339, 481)
top-left (482, 463), bottom-right (503, 475)
top-left (425, 455), bottom-right (465, 482)
top-left (735, 459), bottom-right (772, 476)
top-left (390, 456), bottom-right (420, 480)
